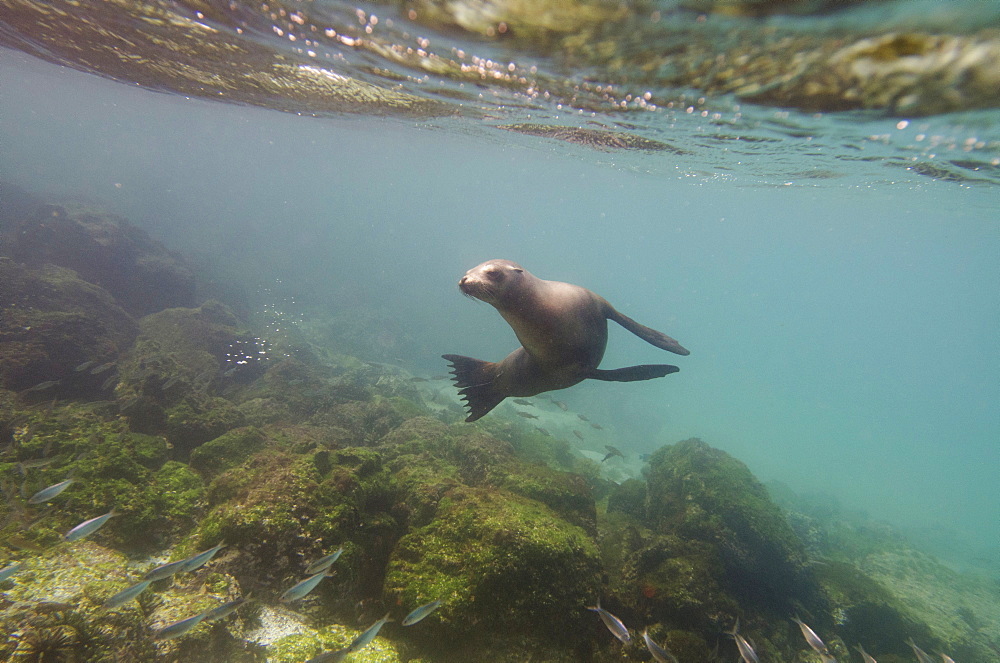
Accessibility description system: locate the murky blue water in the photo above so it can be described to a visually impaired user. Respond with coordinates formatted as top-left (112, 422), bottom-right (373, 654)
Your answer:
top-left (1, 0), bottom-right (998, 581)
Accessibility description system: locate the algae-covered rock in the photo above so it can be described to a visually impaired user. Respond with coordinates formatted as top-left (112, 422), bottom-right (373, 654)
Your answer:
top-left (0, 258), bottom-right (138, 395)
top-left (0, 403), bottom-right (204, 551)
top-left (645, 438), bottom-right (816, 612)
top-left (384, 484), bottom-right (601, 657)
top-left (7, 203), bottom-right (195, 316)
top-left (116, 300), bottom-right (252, 440)
top-left (0, 541), bottom-right (157, 661)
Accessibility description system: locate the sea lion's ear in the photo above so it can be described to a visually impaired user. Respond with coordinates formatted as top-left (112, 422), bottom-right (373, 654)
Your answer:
top-left (512, 267), bottom-right (523, 273)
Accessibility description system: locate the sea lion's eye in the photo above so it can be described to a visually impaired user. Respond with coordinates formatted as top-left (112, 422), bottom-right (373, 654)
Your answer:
top-left (485, 269), bottom-right (503, 281)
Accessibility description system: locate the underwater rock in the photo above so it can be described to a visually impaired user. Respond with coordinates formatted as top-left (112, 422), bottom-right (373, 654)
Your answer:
top-left (116, 300), bottom-right (252, 439)
top-left (741, 32), bottom-right (1000, 115)
top-left (644, 438), bottom-right (818, 612)
top-left (383, 484), bottom-right (601, 659)
top-left (0, 541), bottom-right (157, 661)
top-left (0, 258), bottom-right (138, 395)
top-left (678, 0), bottom-right (878, 17)
top-left (0, 403), bottom-right (205, 551)
top-left (408, 0), bottom-right (627, 45)
top-left (6, 203), bottom-right (196, 316)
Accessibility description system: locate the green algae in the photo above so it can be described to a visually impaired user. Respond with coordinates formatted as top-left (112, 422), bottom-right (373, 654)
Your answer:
top-left (384, 484), bottom-right (601, 648)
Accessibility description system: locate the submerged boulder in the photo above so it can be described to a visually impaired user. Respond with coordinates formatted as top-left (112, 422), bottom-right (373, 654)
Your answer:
top-left (644, 438), bottom-right (817, 612)
top-left (7, 203), bottom-right (195, 316)
top-left (0, 258), bottom-right (137, 396)
top-left (384, 484), bottom-right (601, 659)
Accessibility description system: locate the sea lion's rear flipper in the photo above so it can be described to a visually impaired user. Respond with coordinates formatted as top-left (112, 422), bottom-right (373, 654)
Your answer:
top-left (588, 364), bottom-right (679, 382)
top-left (607, 309), bottom-right (690, 356)
top-left (442, 354), bottom-right (506, 422)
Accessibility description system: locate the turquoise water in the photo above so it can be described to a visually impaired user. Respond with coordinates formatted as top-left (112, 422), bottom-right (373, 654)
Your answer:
top-left (2, 33), bottom-right (997, 574)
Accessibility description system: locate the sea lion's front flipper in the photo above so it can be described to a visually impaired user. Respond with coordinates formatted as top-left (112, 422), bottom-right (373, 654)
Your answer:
top-left (442, 354), bottom-right (506, 422)
top-left (607, 309), bottom-right (690, 356)
top-left (588, 364), bottom-right (679, 382)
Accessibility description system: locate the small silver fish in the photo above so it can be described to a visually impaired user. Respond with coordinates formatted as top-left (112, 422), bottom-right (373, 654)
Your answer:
top-left (590, 422), bottom-right (603, 430)
top-left (180, 542), bottom-right (226, 572)
top-left (200, 596), bottom-right (247, 623)
top-left (280, 571), bottom-right (329, 602)
top-left (74, 361), bottom-right (96, 372)
top-left (855, 644), bottom-right (877, 663)
top-left (573, 430), bottom-right (584, 440)
top-left (143, 558), bottom-right (190, 582)
top-left (907, 639), bottom-right (936, 663)
top-left (554, 400), bottom-right (568, 411)
top-left (535, 427), bottom-right (550, 436)
top-left (64, 509), bottom-right (118, 542)
top-left (792, 617), bottom-right (830, 656)
top-left (305, 547), bottom-right (343, 575)
top-left (577, 413), bottom-right (589, 422)
top-left (402, 599), bottom-right (442, 626)
top-left (305, 648), bottom-right (351, 663)
top-left (513, 399), bottom-right (534, 406)
top-left (90, 362), bottom-right (116, 375)
top-left (729, 620), bottom-right (760, 663)
top-left (587, 599), bottom-right (630, 644)
top-left (0, 562), bottom-right (22, 582)
top-left (515, 411), bottom-right (538, 419)
top-left (27, 478), bottom-right (76, 504)
top-left (643, 629), bottom-right (678, 663)
top-left (153, 612), bottom-right (207, 640)
top-left (348, 613), bottom-right (392, 652)
top-left (939, 654), bottom-right (956, 663)
top-left (103, 580), bottom-right (152, 608)
top-left (25, 380), bottom-right (59, 392)
top-left (601, 445), bottom-right (624, 462)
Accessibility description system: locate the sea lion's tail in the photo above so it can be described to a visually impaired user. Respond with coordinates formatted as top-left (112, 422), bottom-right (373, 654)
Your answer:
top-left (441, 354), bottom-right (505, 422)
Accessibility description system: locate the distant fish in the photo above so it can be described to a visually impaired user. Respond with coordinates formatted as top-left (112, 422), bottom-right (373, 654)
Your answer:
top-left (587, 599), bottom-right (630, 644)
top-left (907, 640), bottom-right (937, 663)
top-left (305, 647), bottom-right (351, 663)
top-left (348, 613), bottom-right (392, 652)
top-left (25, 380), bottom-right (59, 392)
top-left (180, 542), bottom-right (226, 572)
top-left (535, 427), bottom-right (550, 436)
top-left (103, 580), bottom-right (152, 608)
top-left (792, 617), bottom-right (830, 656)
top-left (64, 509), bottom-right (118, 542)
top-left (161, 376), bottom-right (182, 390)
top-left (200, 596), bottom-right (248, 623)
top-left (153, 612), bottom-right (208, 640)
top-left (402, 599), bottom-right (442, 626)
top-left (577, 414), bottom-right (589, 422)
top-left (27, 478), bottom-right (76, 505)
top-left (855, 644), bottom-right (877, 663)
top-left (280, 571), bottom-right (329, 603)
top-left (554, 400), bottom-right (568, 411)
top-left (305, 547), bottom-right (344, 575)
top-left (17, 456), bottom-right (62, 474)
top-left (408, 377), bottom-right (429, 382)
top-left (728, 620), bottom-right (760, 663)
top-left (643, 629), bottom-right (678, 663)
top-left (0, 562), bottom-right (22, 582)
top-left (513, 399), bottom-right (534, 406)
top-left (590, 422), bottom-right (603, 430)
top-left (939, 654), bottom-right (956, 663)
top-left (573, 430), bottom-right (584, 440)
top-left (143, 558), bottom-right (190, 582)
top-left (74, 361), bottom-right (96, 372)
top-left (431, 375), bottom-right (450, 381)
top-left (90, 362), bottom-right (116, 375)
top-left (515, 411), bottom-right (538, 419)
top-left (601, 445), bottom-right (624, 463)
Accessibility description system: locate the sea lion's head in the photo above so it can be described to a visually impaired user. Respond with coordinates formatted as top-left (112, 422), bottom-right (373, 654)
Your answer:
top-left (458, 259), bottom-right (528, 306)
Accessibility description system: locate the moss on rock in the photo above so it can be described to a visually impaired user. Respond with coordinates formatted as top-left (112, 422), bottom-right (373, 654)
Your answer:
top-left (384, 484), bottom-right (601, 657)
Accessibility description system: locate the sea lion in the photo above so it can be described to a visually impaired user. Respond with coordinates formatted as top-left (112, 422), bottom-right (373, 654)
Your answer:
top-left (443, 259), bottom-right (689, 422)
